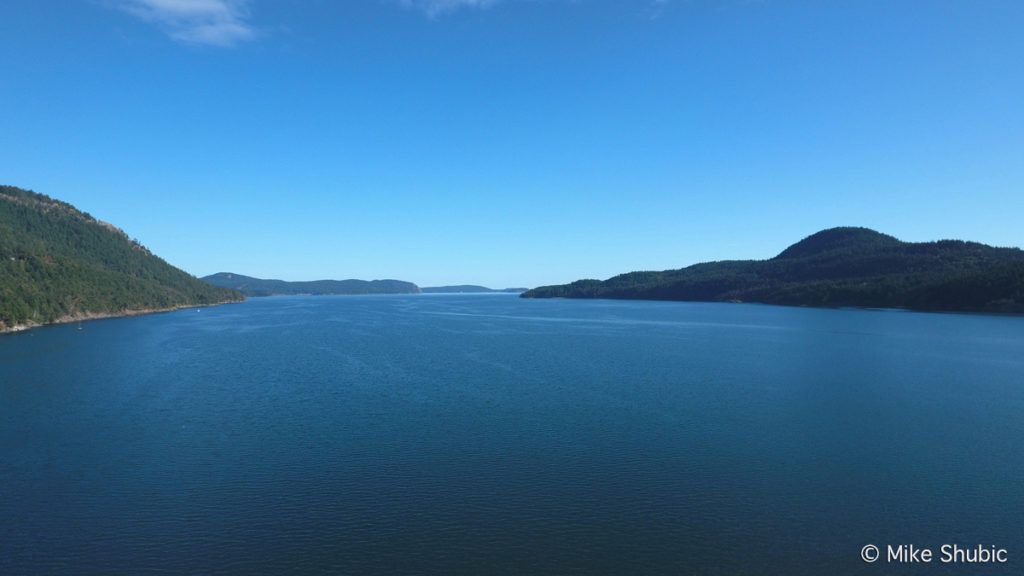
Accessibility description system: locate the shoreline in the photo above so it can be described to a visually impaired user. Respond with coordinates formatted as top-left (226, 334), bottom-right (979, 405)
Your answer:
top-left (519, 295), bottom-right (1024, 317)
top-left (0, 299), bottom-right (244, 336)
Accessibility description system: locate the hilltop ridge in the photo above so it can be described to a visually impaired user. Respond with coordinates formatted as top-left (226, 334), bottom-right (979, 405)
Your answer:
top-left (522, 227), bottom-right (1024, 313)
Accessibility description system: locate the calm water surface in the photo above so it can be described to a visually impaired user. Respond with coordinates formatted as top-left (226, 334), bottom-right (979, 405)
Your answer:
top-left (2, 295), bottom-right (1023, 575)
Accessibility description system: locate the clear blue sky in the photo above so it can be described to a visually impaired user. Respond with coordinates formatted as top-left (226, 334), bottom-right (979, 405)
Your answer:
top-left (1, 1), bottom-right (1022, 288)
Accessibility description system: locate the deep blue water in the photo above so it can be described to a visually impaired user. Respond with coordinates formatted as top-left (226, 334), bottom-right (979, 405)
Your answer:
top-left (2, 295), bottom-right (1023, 575)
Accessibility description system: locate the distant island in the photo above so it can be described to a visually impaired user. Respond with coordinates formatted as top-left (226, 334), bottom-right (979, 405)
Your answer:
top-left (203, 272), bottom-right (420, 297)
top-left (0, 185), bottom-right (242, 333)
top-left (421, 285), bottom-right (528, 294)
top-left (523, 227), bottom-right (1024, 313)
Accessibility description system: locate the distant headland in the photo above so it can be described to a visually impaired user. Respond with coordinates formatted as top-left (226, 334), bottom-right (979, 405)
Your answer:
top-left (202, 273), bottom-right (420, 297)
top-left (421, 285), bottom-right (528, 294)
top-left (200, 275), bottom-right (528, 297)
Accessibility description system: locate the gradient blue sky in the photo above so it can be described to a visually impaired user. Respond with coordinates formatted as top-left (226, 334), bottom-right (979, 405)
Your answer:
top-left (2, 1), bottom-right (1022, 287)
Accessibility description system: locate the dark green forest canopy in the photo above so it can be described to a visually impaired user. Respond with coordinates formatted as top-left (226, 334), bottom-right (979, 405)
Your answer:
top-left (522, 227), bottom-right (1024, 313)
top-left (0, 185), bottom-right (241, 330)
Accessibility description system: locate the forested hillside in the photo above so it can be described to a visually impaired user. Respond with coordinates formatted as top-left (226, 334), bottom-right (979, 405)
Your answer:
top-left (523, 228), bottom-right (1024, 313)
top-left (0, 185), bottom-right (242, 331)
